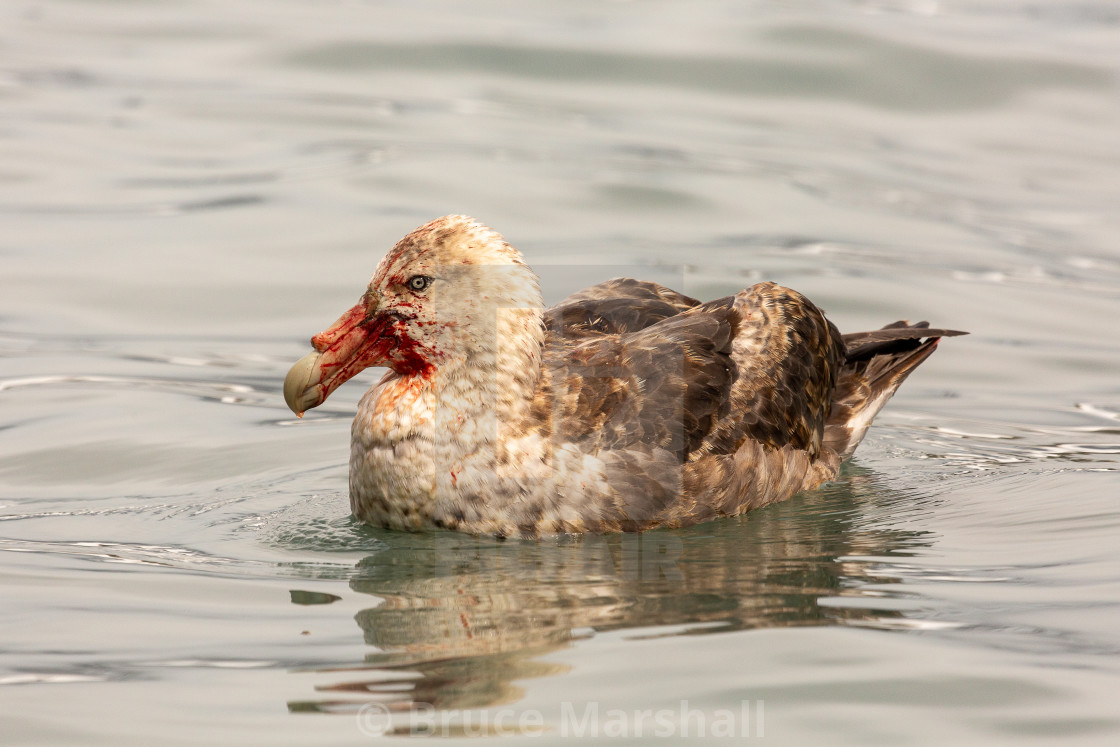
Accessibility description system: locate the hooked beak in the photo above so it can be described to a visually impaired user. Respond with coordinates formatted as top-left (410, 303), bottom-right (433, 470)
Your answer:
top-left (283, 298), bottom-right (386, 416)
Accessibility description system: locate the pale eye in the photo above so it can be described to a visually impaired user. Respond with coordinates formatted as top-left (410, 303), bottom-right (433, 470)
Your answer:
top-left (407, 275), bottom-right (432, 292)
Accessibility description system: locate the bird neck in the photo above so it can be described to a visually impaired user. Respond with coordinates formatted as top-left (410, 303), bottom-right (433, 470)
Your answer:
top-left (356, 307), bottom-right (545, 450)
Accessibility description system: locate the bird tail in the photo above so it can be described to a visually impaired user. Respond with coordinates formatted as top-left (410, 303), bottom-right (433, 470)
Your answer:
top-left (823, 321), bottom-right (966, 459)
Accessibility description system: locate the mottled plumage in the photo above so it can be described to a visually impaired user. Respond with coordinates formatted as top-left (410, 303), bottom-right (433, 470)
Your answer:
top-left (284, 216), bottom-right (965, 537)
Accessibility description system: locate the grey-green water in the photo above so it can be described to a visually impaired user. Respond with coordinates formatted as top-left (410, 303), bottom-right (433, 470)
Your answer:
top-left (3, 1), bottom-right (1120, 744)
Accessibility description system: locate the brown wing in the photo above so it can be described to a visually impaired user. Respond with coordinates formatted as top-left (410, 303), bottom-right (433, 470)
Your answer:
top-left (695, 282), bottom-right (845, 461)
top-left (546, 278), bottom-right (701, 339)
top-left (531, 297), bottom-right (737, 460)
top-left (536, 281), bottom-right (844, 461)
top-left (665, 283), bottom-right (849, 524)
top-left (522, 297), bottom-right (736, 527)
top-left (521, 281), bottom-right (854, 529)
top-left (556, 277), bottom-right (700, 309)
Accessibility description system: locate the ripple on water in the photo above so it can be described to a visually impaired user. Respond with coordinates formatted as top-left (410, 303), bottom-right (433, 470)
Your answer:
top-left (868, 400), bottom-right (1120, 475)
top-left (0, 373), bottom-right (265, 408)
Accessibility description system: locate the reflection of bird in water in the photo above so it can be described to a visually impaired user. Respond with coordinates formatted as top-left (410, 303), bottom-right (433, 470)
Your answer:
top-left (284, 215), bottom-right (965, 537)
top-left (293, 470), bottom-right (935, 716)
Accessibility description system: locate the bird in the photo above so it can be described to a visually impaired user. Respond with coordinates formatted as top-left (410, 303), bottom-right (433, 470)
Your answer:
top-left (284, 215), bottom-right (965, 538)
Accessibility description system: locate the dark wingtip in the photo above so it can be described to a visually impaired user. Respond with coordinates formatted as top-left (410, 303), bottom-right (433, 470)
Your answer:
top-left (900, 321), bottom-right (968, 338)
top-left (842, 323), bottom-right (966, 363)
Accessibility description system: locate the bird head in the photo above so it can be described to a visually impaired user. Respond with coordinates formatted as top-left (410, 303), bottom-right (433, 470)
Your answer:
top-left (283, 215), bottom-right (543, 416)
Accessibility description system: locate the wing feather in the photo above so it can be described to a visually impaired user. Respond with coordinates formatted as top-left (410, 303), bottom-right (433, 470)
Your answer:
top-left (697, 282), bottom-right (844, 459)
top-left (556, 277), bottom-right (700, 309)
top-left (531, 296), bottom-right (736, 460)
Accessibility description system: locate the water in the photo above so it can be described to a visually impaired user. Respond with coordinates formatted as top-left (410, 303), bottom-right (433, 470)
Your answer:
top-left (3, 0), bottom-right (1119, 743)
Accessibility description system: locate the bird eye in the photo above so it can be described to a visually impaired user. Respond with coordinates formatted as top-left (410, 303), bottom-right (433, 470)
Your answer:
top-left (407, 275), bottom-right (432, 292)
